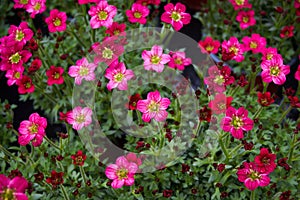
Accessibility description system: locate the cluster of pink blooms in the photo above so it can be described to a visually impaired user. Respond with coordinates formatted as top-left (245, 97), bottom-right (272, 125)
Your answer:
top-left (237, 148), bottom-right (277, 190)
top-left (13, 0), bottom-right (46, 18)
top-left (105, 153), bottom-right (142, 189)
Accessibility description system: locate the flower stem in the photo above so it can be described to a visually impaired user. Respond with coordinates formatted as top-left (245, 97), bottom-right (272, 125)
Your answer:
top-left (79, 166), bottom-right (87, 185)
top-left (60, 185), bottom-right (70, 200)
top-left (44, 136), bottom-right (61, 151)
top-left (250, 190), bottom-right (255, 200)
top-left (287, 133), bottom-right (297, 163)
top-left (277, 105), bottom-right (292, 124)
top-left (219, 133), bottom-right (230, 161)
top-left (0, 145), bottom-right (25, 165)
top-left (252, 106), bottom-right (264, 119)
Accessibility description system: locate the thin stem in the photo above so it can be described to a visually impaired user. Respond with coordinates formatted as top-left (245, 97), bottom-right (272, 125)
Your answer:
top-left (136, 110), bottom-right (143, 125)
top-left (79, 166), bottom-right (87, 185)
top-left (252, 106), bottom-right (264, 119)
top-left (277, 105), bottom-right (292, 124)
top-left (60, 185), bottom-right (70, 200)
top-left (219, 134), bottom-right (230, 161)
top-left (250, 190), bottom-right (255, 200)
top-left (0, 145), bottom-right (25, 165)
top-left (287, 133), bottom-right (296, 163)
top-left (34, 85), bottom-right (58, 104)
top-left (44, 136), bottom-right (61, 151)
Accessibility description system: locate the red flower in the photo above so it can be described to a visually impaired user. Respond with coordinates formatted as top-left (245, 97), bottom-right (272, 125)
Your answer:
top-left (288, 96), bottom-right (300, 108)
top-left (257, 92), bottom-right (274, 107)
top-left (280, 26), bottom-right (294, 38)
top-left (46, 170), bottom-right (64, 188)
top-left (163, 189), bottom-right (173, 198)
top-left (198, 106), bottom-right (212, 122)
top-left (208, 93), bottom-right (233, 114)
top-left (198, 36), bottom-right (220, 54)
top-left (16, 75), bottom-right (35, 94)
top-left (28, 58), bottom-right (42, 73)
top-left (59, 111), bottom-right (72, 122)
top-left (238, 74), bottom-right (249, 87)
top-left (254, 148), bottom-right (277, 174)
top-left (71, 150), bottom-right (87, 166)
top-left (127, 94), bottom-right (142, 110)
top-left (217, 163), bottom-right (226, 173)
top-left (46, 66), bottom-right (64, 86)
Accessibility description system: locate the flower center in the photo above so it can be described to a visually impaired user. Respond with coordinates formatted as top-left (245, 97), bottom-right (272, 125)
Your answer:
top-left (171, 11), bottom-right (181, 22)
top-left (266, 53), bottom-right (273, 60)
top-left (2, 188), bottom-right (15, 200)
top-left (98, 11), bottom-right (108, 20)
top-left (262, 157), bottom-right (270, 164)
top-left (14, 72), bottom-right (21, 79)
top-left (270, 66), bottom-right (280, 76)
top-left (213, 75), bottom-right (225, 85)
top-left (15, 30), bottom-right (25, 41)
top-left (248, 169), bottom-right (260, 181)
top-left (205, 45), bottom-right (214, 52)
top-left (9, 52), bottom-right (21, 64)
top-left (148, 101), bottom-right (160, 112)
top-left (53, 72), bottom-right (60, 79)
top-left (250, 42), bottom-right (257, 49)
top-left (29, 123), bottom-right (38, 134)
top-left (151, 55), bottom-right (161, 64)
top-left (174, 58), bottom-right (182, 65)
top-left (231, 116), bottom-right (243, 129)
top-left (117, 168), bottom-right (128, 180)
top-left (113, 30), bottom-right (120, 35)
top-left (235, 0), bottom-right (245, 5)
top-left (75, 156), bottom-right (83, 164)
top-left (75, 114), bottom-right (86, 123)
top-left (102, 47), bottom-right (113, 59)
top-left (25, 82), bottom-right (31, 89)
top-left (134, 12), bottom-right (142, 19)
top-left (218, 103), bottom-right (226, 110)
top-left (229, 46), bottom-right (238, 55)
top-left (114, 73), bottom-right (124, 82)
top-left (20, 0), bottom-right (28, 4)
top-left (53, 18), bottom-right (61, 26)
top-left (242, 17), bottom-right (249, 23)
top-left (79, 66), bottom-right (89, 76)
top-left (34, 3), bottom-right (41, 10)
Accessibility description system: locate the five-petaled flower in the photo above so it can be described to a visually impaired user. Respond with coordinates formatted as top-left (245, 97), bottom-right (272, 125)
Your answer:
top-left (45, 9), bottom-right (67, 33)
top-left (142, 45), bottom-right (170, 73)
top-left (68, 57), bottom-right (97, 85)
top-left (236, 10), bottom-right (256, 30)
top-left (88, 1), bottom-right (117, 29)
top-left (220, 106), bottom-right (254, 139)
top-left (221, 37), bottom-right (245, 62)
top-left (254, 148), bottom-right (277, 174)
top-left (161, 2), bottom-right (191, 31)
top-left (229, 0), bottom-right (252, 10)
top-left (208, 93), bottom-right (233, 115)
top-left (8, 22), bottom-right (33, 44)
top-left (167, 51), bottom-right (191, 70)
top-left (257, 92), bottom-right (274, 107)
top-left (137, 90), bottom-right (171, 122)
top-left (18, 112), bottom-right (47, 146)
top-left (71, 150), bottom-right (87, 166)
top-left (242, 33), bottom-right (266, 54)
top-left (46, 170), bottom-right (64, 189)
top-left (198, 36), bottom-right (220, 54)
top-left (126, 3), bottom-right (150, 24)
top-left (0, 174), bottom-right (29, 200)
top-left (105, 156), bottom-right (138, 189)
top-left (67, 106), bottom-right (93, 130)
top-left (46, 66), bottom-right (64, 86)
top-left (127, 93), bottom-right (142, 110)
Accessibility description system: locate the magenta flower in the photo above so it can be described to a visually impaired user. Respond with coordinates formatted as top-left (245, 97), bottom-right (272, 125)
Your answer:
top-left (161, 3), bottom-right (191, 31)
top-left (229, 0), bottom-right (252, 10)
top-left (8, 22), bottom-right (33, 44)
top-left (68, 57), bottom-right (97, 85)
top-left (295, 65), bottom-right (300, 81)
top-left (137, 90), bottom-right (171, 122)
top-left (236, 10), bottom-right (256, 30)
top-left (126, 3), bottom-right (150, 24)
top-left (104, 60), bottom-right (135, 91)
top-left (237, 162), bottom-right (270, 191)
top-left (66, 106), bottom-right (92, 130)
top-left (26, 0), bottom-right (47, 18)
top-left (88, 1), bottom-right (117, 29)
top-left (105, 156), bottom-right (138, 189)
top-left (5, 65), bottom-right (24, 86)
top-left (261, 56), bottom-right (290, 85)
top-left (13, 0), bottom-right (30, 9)
top-left (254, 148), bottom-right (277, 174)
top-left (167, 51), bottom-right (191, 70)
top-left (220, 106), bottom-right (254, 139)
top-left (142, 45), bottom-right (170, 73)
top-left (221, 37), bottom-right (245, 62)
top-left (280, 25), bottom-right (294, 38)
top-left (208, 93), bottom-right (233, 115)
top-left (261, 47), bottom-right (279, 61)
top-left (16, 75), bottom-right (35, 94)
top-left (105, 22), bottom-right (126, 37)
top-left (0, 174), bottom-right (29, 200)
top-left (198, 36), bottom-right (220, 54)
top-left (46, 66), bottom-right (64, 86)
top-left (45, 9), bottom-right (67, 33)
top-left (18, 113), bottom-right (47, 146)
top-left (242, 33), bottom-right (266, 54)
top-left (136, 0), bottom-right (161, 6)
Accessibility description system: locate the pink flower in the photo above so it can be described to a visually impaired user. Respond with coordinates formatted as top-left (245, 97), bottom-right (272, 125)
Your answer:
top-left (16, 75), bottom-right (35, 94)
top-left (104, 60), bottom-right (134, 91)
top-left (261, 56), bottom-right (290, 85)
top-left (45, 9), bottom-right (67, 33)
top-left (66, 106), bottom-right (92, 130)
top-left (295, 0), bottom-right (300, 8)
top-left (105, 156), bottom-right (138, 189)
top-left (88, 1), bottom-right (117, 29)
top-left (229, 0), bottom-right (252, 10)
top-left (46, 66), bottom-right (64, 86)
top-left (236, 10), bottom-right (256, 30)
top-left (295, 65), bottom-right (300, 81)
top-left (142, 45), bottom-right (170, 73)
top-left (254, 148), bottom-right (277, 174)
top-left (280, 25), bottom-right (294, 38)
top-left (78, 0), bottom-right (102, 4)
top-left (26, 0), bottom-right (47, 18)
top-left (126, 3), bottom-right (150, 24)
top-left (161, 3), bottom-right (191, 31)
top-left (13, 0), bottom-right (30, 9)
top-left (18, 113), bottom-right (47, 146)
top-left (198, 36), bottom-right (220, 54)
top-left (167, 51), bottom-right (191, 70)
top-left (237, 162), bottom-right (270, 190)
top-left (68, 57), bottom-right (97, 85)
top-left (105, 22), bottom-right (126, 37)
top-left (8, 22), bottom-right (33, 44)
top-left (5, 65), bottom-right (24, 86)
top-left (137, 90), bottom-right (171, 122)
top-left (242, 34), bottom-right (266, 54)
top-left (28, 58), bottom-right (42, 73)
top-left (261, 47), bottom-right (279, 61)
top-left (208, 93), bottom-right (233, 115)
top-left (125, 153), bottom-right (142, 167)
top-left (221, 37), bottom-right (245, 62)
top-left (0, 174), bottom-right (28, 200)
top-left (220, 106), bottom-right (254, 139)
top-left (136, 0), bottom-right (161, 6)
